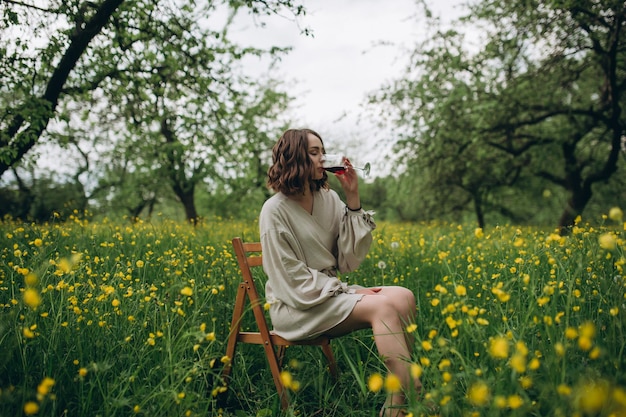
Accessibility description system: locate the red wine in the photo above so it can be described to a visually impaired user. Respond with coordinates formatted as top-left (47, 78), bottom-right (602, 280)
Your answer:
top-left (324, 166), bottom-right (346, 175)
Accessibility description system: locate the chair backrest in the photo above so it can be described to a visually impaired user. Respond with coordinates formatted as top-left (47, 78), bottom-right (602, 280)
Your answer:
top-left (231, 237), bottom-right (264, 309)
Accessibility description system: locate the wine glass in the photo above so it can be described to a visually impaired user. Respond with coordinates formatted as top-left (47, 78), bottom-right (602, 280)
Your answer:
top-left (322, 154), bottom-right (371, 177)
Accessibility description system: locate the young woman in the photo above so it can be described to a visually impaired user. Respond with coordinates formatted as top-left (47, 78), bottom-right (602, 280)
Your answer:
top-left (259, 128), bottom-right (420, 416)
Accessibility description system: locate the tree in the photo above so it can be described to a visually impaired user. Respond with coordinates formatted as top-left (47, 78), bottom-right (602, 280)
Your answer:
top-left (1, 0), bottom-right (305, 221)
top-left (370, 0), bottom-right (625, 229)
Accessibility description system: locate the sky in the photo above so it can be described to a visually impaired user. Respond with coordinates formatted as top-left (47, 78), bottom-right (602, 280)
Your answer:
top-left (226, 0), bottom-right (466, 169)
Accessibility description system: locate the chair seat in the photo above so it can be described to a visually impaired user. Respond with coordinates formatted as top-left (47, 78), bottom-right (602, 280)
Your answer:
top-left (237, 331), bottom-right (332, 346)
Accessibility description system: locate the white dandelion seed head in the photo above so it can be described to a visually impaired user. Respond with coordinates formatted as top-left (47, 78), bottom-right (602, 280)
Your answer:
top-left (390, 241), bottom-right (400, 250)
top-left (377, 261), bottom-right (387, 270)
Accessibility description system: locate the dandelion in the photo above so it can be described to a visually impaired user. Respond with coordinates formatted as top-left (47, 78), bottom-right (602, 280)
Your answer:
top-left (23, 326), bottom-right (35, 339)
top-left (467, 381), bottom-right (490, 406)
top-left (37, 377), bottom-right (55, 398)
top-left (509, 353), bottom-right (526, 373)
top-left (24, 272), bottom-right (38, 286)
top-left (507, 394), bottom-right (524, 409)
top-left (565, 327), bottom-right (578, 339)
top-left (575, 379), bottom-right (609, 415)
top-left (368, 373), bottom-right (384, 392)
top-left (79, 367), bottom-right (88, 377)
top-left (474, 228), bottom-right (484, 238)
top-left (557, 384), bottom-right (571, 396)
top-left (609, 207), bottom-right (623, 222)
top-left (377, 260), bottom-right (387, 270)
top-left (135, 260), bottom-right (145, 268)
top-left (23, 288), bottom-right (42, 309)
top-left (406, 323), bottom-right (417, 333)
top-left (23, 402), bottom-right (39, 415)
top-left (489, 336), bottom-right (509, 359)
top-left (384, 373), bottom-right (402, 393)
top-left (455, 285), bottom-right (467, 296)
top-left (422, 340), bottom-right (433, 351)
top-left (280, 370), bottom-right (300, 391)
top-left (410, 363), bottom-right (423, 379)
top-left (598, 233), bottom-right (617, 250)
top-left (180, 286), bottom-right (193, 296)
top-left (390, 241), bottom-right (400, 250)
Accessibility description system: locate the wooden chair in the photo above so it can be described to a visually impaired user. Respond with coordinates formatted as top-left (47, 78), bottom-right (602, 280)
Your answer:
top-left (221, 237), bottom-right (339, 410)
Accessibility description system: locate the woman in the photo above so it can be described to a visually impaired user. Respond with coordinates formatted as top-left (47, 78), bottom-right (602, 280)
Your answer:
top-left (259, 128), bottom-right (420, 416)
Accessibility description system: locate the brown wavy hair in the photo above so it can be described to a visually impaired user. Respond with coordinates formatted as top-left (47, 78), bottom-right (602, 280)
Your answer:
top-left (267, 128), bottom-right (329, 195)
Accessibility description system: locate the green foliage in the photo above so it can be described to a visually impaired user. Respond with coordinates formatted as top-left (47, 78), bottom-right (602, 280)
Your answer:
top-left (369, 0), bottom-right (626, 229)
top-left (0, 214), bottom-right (625, 416)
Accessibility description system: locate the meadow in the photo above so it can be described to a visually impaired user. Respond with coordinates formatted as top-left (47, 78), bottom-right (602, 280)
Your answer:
top-left (0, 209), bottom-right (625, 417)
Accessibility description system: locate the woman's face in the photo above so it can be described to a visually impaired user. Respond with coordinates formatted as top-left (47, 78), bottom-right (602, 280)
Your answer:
top-left (307, 133), bottom-right (325, 181)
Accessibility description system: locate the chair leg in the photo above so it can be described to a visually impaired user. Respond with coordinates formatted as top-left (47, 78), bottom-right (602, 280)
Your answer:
top-left (221, 284), bottom-right (248, 383)
top-left (263, 342), bottom-right (290, 410)
top-left (321, 342), bottom-right (339, 379)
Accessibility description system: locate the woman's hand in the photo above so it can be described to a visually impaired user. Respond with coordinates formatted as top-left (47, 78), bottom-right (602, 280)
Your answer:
top-left (335, 157), bottom-right (361, 209)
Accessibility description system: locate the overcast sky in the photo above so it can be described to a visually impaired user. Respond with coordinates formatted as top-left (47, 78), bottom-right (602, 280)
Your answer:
top-left (226, 0), bottom-right (466, 169)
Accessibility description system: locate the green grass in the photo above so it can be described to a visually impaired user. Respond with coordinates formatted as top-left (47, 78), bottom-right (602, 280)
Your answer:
top-left (1, 211), bottom-right (625, 416)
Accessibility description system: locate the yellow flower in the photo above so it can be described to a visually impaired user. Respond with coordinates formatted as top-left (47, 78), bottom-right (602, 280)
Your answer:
top-left (23, 401), bottom-right (39, 415)
top-left (23, 288), bottom-right (42, 309)
top-left (578, 336), bottom-right (593, 351)
top-left (557, 384), bottom-right (571, 396)
top-left (37, 377), bottom-right (55, 397)
top-left (406, 323), bottom-right (417, 333)
top-left (25, 272), bottom-right (38, 286)
top-left (280, 371), bottom-right (294, 389)
top-left (135, 260), bottom-right (145, 268)
top-left (180, 286), bottom-right (193, 296)
top-left (368, 373), bottom-right (384, 392)
top-left (474, 228), bottom-right (484, 238)
top-left (598, 233), bottom-right (617, 250)
top-left (565, 327), bottom-right (578, 339)
top-left (410, 363), bottom-right (423, 379)
top-left (455, 285), bottom-right (467, 296)
top-left (579, 322), bottom-right (596, 339)
top-left (422, 340), bottom-right (433, 351)
top-left (384, 373), bottom-right (402, 393)
top-left (23, 327), bottom-right (35, 339)
top-left (112, 299), bottom-right (121, 307)
top-left (489, 336), bottom-right (509, 359)
top-left (609, 207), bottom-right (623, 222)
top-left (467, 381), bottom-right (490, 406)
top-left (575, 379), bottom-right (609, 414)
top-left (79, 367), bottom-right (88, 377)
top-left (509, 353), bottom-right (526, 373)
top-left (507, 394), bottom-right (523, 409)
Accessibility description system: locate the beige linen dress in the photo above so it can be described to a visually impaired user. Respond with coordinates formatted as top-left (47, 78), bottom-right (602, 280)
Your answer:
top-left (259, 188), bottom-right (376, 341)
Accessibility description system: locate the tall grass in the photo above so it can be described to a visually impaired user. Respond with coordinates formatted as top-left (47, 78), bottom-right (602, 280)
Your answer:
top-left (1, 211), bottom-right (624, 416)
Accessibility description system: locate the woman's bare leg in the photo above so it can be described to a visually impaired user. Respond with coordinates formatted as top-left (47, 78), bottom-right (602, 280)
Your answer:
top-left (327, 287), bottom-right (420, 416)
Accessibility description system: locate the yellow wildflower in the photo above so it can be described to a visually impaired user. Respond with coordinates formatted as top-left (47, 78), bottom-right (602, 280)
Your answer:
top-left (368, 373), bottom-right (384, 392)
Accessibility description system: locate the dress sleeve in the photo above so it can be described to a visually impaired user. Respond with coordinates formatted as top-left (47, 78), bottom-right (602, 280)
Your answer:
top-left (337, 208), bottom-right (376, 273)
top-left (262, 229), bottom-right (349, 310)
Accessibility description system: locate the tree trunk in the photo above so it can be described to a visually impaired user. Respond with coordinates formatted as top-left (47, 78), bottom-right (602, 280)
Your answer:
top-left (174, 185), bottom-right (199, 225)
top-left (0, 0), bottom-right (124, 176)
top-left (473, 193), bottom-right (485, 229)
